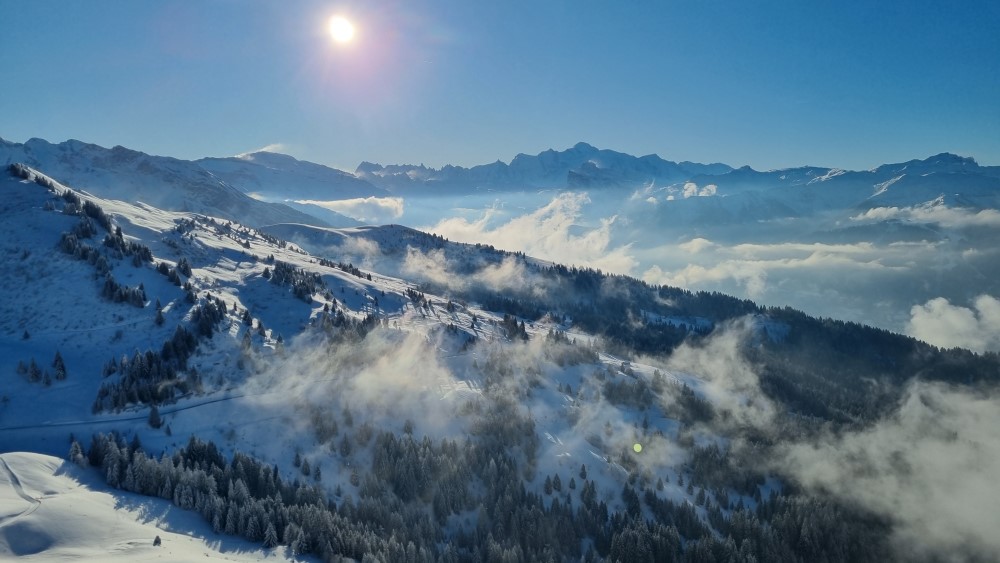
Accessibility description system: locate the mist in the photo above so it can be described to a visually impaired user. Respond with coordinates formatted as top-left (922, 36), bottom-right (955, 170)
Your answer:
top-left (778, 382), bottom-right (1000, 560)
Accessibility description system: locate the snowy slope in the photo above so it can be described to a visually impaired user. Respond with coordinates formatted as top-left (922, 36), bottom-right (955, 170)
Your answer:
top-left (0, 452), bottom-right (304, 561)
top-left (0, 164), bottom-right (734, 521)
top-left (0, 138), bottom-right (328, 228)
top-left (198, 150), bottom-right (387, 201)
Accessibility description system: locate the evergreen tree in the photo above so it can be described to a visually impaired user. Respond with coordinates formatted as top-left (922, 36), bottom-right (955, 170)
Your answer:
top-left (53, 351), bottom-right (67, 380)
top-left (68, 439), bottom-right (86, 466)
top-left (28, 359), bottom-right (41, 383)
top-left (339, 433), bottom-right (352, 457)
top-left (263, 521), bottom-right (279, 548)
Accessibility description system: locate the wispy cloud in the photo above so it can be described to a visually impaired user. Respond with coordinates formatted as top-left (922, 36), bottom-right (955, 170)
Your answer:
top-left (237, 143), bottom-right (287, 156)
top-left (678, 237), bottom-right (716, 253)
top-left (298, 197), bottom-right (405, 224)
top-left (853, 200), bottom-right (1000, 228)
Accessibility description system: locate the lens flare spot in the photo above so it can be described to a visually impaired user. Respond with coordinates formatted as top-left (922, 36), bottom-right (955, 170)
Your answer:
top-left (633, 443), bottom-right (643, 453)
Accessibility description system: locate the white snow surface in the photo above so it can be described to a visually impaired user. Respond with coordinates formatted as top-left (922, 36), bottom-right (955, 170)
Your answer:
top-left (0, 452), bottom-right (304, 561)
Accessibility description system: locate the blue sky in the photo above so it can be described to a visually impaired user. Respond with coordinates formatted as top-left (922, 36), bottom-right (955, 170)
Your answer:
top-left (1, 0), bottom-right (997, 170)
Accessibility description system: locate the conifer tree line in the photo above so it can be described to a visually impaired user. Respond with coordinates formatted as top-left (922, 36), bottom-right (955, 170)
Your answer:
top-left (47, 185), bottom-right (154, 307)
top-left (91, 296), bottom-right (230, 412)
top-left (75, 409), bottom-right (892, 563)
top-left (266, 259), bottom-right (325, 302)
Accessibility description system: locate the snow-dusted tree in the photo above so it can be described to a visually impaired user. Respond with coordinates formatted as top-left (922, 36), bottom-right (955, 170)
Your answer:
top-left (224, 503), bottom-right (238, 535)
top-left (244, 512), bottom-right (260, 542)
top-left (262, 521), bottom-right (279, 548)
top-left (68, 439), bottom-right (87, 466)
top-left (28, 359), bottom-right (41, 383)
top-left (53, 351), bottom-right (67, 380)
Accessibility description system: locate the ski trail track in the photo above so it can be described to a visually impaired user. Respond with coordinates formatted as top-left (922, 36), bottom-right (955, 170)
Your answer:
top-left (0, 456), bottom-right (41, 527)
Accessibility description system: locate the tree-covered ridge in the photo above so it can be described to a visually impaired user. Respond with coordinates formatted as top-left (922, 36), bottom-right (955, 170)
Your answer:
top-left (403, 246), bottom-right (1000, 425)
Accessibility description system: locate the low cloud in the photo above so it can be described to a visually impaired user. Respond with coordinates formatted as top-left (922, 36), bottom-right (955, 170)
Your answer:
top-left (777, 382), bottom-right (1000, 561)
top-left (664, 321), bottom-right (776, 430)
top-left (678, 237), bottom-right (715, 254)
top-left (297, 197), bottom-right (405, 224)
top-left (427, 192), bottom-right (638, 274)
top-left (644, 262), bottom-right (768, 299)
top-left (853, 201), bottom-right (1000, 229)
top-left (400, 247), bottom-right (554, 298)
top-left (906, 295), bottom-right (1000, 353)
top-left (680, 182), bottom-right (717, 198)
top-left (244, 327), bottom-right (467, 439)
top-left (660, 321), bottom-right (1000, 560)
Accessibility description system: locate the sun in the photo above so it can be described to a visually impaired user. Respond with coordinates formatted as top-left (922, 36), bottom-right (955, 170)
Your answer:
top-left (329, 16), bottom-right (355, 44)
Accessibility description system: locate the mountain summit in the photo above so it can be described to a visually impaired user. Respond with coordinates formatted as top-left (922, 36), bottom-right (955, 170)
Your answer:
top-left (355, 142), bottom-right (733, 192)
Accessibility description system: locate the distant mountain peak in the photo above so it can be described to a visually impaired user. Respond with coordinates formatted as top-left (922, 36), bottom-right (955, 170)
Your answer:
top-left (923, 152), bottom-right (977, 166)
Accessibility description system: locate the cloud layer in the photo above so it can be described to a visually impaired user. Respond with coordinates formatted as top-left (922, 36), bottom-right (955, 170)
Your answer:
top-left (853, 201), bottom-right (1000, 228)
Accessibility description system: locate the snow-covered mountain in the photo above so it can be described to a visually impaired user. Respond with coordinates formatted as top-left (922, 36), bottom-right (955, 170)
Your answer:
top-left (626, 152), bottom-right (1000, 229)
top-left (7, 136), bottom-right (996, 234)
top-left (356, 142), bottom-right (733, 192)
top-left (198, 150), bottom-right (387, 201)
top-left (2, 146), bottom-right (999, 561)
top-left (0, 138), bottom-right (339, 228)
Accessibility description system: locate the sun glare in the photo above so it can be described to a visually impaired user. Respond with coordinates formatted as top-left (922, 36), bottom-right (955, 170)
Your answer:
top-left (329, 16), bottom-right (355, 44)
